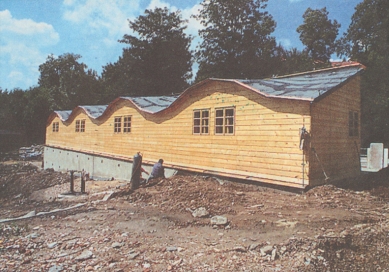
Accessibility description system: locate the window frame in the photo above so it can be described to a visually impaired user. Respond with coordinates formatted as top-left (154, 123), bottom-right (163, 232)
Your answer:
top-left (75, 120), bottom-right (80, 132)
top-left (52, 122), bottom-right (59, 132)
top-left (75, 119), bottom-right (85, 133)
top-left (114, 116), bottom-right (122, 133)
top-left (193, 109), bottom-right (210, 135)
top-left (215, 107), bottom-right (235, 135)
top-left (80, 119), bottom-right (85, 132)
top-left (123, 115), bottom-right (132, 133)
top-left (349, 111), bottom-right (359, 137)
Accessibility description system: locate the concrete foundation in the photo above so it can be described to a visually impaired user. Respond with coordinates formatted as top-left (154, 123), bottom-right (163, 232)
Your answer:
top-left (44, 146), bottom-right (176, 181)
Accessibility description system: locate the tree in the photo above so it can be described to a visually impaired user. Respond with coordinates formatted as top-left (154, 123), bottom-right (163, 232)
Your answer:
top-left (297, 7), bottom-right (340, 62)
top-left (338, 0), bottom-right (389, 146)
top-left (102, 7), bottom-right (193, 99)
top-left (193, 0), bottom-right (277, 81)
top-left (38, 53), bottom-right (101, 110)
top-left (275, 47), bottom-right (321, 76)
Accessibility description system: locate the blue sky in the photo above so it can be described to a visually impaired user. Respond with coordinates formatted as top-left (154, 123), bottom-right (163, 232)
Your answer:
top-left (0, 0), bottom-right (363, 91)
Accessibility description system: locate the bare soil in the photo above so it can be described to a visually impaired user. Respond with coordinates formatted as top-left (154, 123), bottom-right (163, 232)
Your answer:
top-left (1, 160), bottom-right (389, 271)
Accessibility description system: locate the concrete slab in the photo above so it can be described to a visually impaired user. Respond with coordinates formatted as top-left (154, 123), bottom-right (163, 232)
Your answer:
top-left (368, 143), bottom-right (384, 170)
top-left (44, 147), bottom-right (177, 182)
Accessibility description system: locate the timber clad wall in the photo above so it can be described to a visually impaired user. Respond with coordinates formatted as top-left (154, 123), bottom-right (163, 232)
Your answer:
top-left (47, 81), bottom-right (311, 188)
top-left (310, 76), bottom-right (361, 185)
top-left (46, 65), bottom-right (363, 189)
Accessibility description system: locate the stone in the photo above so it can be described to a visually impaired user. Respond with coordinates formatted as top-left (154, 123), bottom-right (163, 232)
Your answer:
top-left (192, 207), bottom-right (209, 218)
top-left (75, 250), bottom-right (93, 261)
top-left (48, 265), bottom-right (63, 272)
top-left (249, 243), bottom-right (260, 251)
top-left (103, 191), bottom-right (115, 201)
top-left (166, 246), bottom-right (177, 252)
top-left (233, 246), bottom-right (247, 252)
top-left (210, 216), bottom-right (228, 225)
top-left (47, 242), bottom-right (58, 249)
top-left (260, 245), bottom-right (273, 256)
top-left (271, 248), bottom-right (277, 261)
top-left (112, 242), bottom-right (123, 248)
top-left (128, 252), bottom-right (139, 259)
top-left (280, 246), bottom-right (287, 255)
top-left (25, 233), bottom-right (39, 239)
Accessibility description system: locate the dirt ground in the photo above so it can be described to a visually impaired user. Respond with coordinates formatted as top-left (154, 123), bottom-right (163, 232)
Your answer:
top-left (1, 159), bottom-right (389, 272)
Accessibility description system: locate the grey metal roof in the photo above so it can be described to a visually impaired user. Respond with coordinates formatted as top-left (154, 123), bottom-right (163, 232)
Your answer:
top-left (238, 65), bottom-right (363, 100)
top-left (79, 105), bottom-right (108, 118)
top-left (54, 110), bottom-right (72, 121)
top-left (122, 95), bottom-right (179, 113)
top-left (51, 65), bottom-right (363, 122)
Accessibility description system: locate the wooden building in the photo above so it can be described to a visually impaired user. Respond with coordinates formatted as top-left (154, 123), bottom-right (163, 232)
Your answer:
top-left (45, 64), bottom-right (364, 189)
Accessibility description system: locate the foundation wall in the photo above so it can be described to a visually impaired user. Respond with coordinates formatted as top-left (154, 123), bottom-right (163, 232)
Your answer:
top-left (44, 146), bottom-right (176, 181)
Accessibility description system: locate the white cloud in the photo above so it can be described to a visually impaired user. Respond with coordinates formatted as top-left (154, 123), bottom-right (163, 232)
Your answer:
top-left (0, 10), bottom-right (59, 89)
top-left (63, 0), bottom-right (140, 44)
top-left (0, 10), bottom-right (59, 45)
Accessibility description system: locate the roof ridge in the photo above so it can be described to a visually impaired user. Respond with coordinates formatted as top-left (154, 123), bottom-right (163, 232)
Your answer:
top-left (269, 62), bottom-right (364, 79)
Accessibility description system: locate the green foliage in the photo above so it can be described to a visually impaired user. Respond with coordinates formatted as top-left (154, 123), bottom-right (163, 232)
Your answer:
top-left (297, 7), bottom-right (340, 62)
top-left (339, 0), bottom-right (389, 146)
top-left (275, 47), bottom-right (330, 76)
top-left (101, 7), bottom-right (193, 99)
top-left (38, 53), bottom-right (101, 110)
top-left (194, 0), bottom-right (277, 81)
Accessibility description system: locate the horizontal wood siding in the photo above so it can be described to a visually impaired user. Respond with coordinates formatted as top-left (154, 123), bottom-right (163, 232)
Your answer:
top-left (310, 76), bottom-right (361, 186)
top-left (46, 81), bottom-right (311, 187)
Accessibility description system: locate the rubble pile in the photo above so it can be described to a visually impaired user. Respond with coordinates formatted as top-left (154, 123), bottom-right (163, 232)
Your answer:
top-left (18, 145), bottom-right (44, 160)
top-left (1, 161), bottom-right (389, 271)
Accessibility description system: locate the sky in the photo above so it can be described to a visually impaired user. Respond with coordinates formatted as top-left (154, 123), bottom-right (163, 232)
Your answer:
top-left (0, 0), bottom-right (363, 91)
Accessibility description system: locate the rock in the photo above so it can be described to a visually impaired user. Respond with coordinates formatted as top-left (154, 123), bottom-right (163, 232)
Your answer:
top-left (47, 242), bottom-right (58, 249)
top-left (103, 191), bottom-right (115, 201)
top-left (166, 246), bottom-right (177, 252)
top-left (271, 248), bottom-right (277, 261)
top-left (48, 265), bottom-right (63, 272)
top-left (210, 216), bottom-right (228, 225)
top-left (280, 246), bottom-right (287, 255)
top-left (128, 252), bottom-right (139, 259)
top-left (249, 243), bottom-right (260, 251)
top-left (233, 246), bottom-right (247, 252)
top-left (112, 242), bottom-right (123, 248)
top-left (75, 250), bottom-right (93, 261)
top-left (25, 233), bottom-right (39, 239)
top-left (260, 245), bottom-right (273, 256)
top-left (192, 207), bottom-right (209, 218)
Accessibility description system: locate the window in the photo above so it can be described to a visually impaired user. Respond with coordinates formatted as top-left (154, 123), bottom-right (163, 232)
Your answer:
top-left (215, 107), bottom-right (235, 135)
top-left (215, 108), bottom-right (235, 135)
top-left (52, 122), bottom-right (59, 132)
top-left (75, 120), bottom-right (85, 132)
top-left (80, 120), bottom-right (85, 132)
top-left (193, 109), bottom-right (209, 134)
top-left (114, 117), bottom-right (122, 133)
top-left (123, 116), bottom-right (131, 133)
top-left (75, 120), bottom-right (80, 132)
top-left (349, 111), bottom-right (359, 137)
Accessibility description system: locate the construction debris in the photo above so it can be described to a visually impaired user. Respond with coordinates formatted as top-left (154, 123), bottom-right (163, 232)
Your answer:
top-left (1, 160), bottom-right (389, 271)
